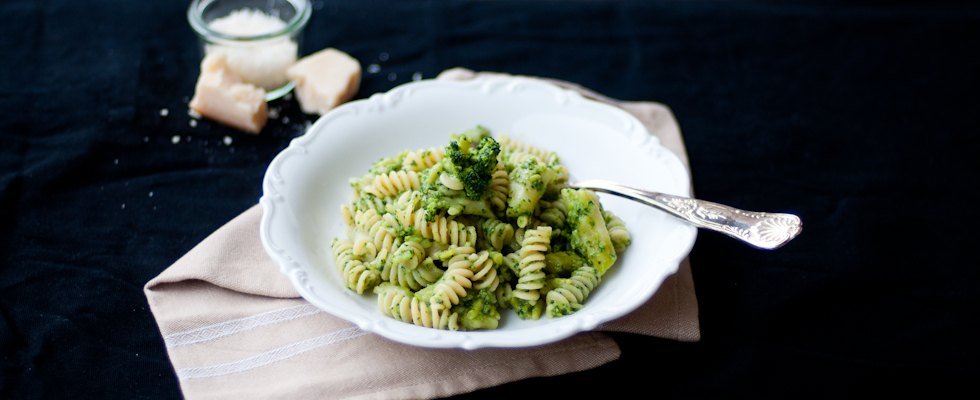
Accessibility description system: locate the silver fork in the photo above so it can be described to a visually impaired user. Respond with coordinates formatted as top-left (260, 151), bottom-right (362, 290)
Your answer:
top-left (569, 180), bottom-right (803, 250)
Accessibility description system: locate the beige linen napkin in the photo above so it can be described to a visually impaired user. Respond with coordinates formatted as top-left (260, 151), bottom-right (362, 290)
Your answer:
top-left (145, 68), bottom-right (700, 400)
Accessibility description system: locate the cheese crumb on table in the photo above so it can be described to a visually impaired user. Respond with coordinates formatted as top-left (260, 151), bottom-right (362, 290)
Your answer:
top-left (189, 53), bottom-right (268, 134)
top-left (286, 48), bottom-right (361, 115)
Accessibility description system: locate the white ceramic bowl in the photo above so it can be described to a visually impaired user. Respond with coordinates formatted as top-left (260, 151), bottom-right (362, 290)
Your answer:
top-left (260, 77), bottom-right (697, 349)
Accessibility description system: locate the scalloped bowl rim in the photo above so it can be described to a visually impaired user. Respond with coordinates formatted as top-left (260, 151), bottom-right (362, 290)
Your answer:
top-left (259, 77), bottom-right (697, 349)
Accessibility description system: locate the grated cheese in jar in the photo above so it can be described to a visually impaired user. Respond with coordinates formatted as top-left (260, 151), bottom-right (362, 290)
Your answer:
top-left (205, 8), bottom-right (298, 91)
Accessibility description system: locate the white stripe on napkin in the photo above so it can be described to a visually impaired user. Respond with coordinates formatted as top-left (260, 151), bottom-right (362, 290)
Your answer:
top-left (165, 304), bottom-right (324, 348)
top-left (177, 326), bottom-right (368, 380)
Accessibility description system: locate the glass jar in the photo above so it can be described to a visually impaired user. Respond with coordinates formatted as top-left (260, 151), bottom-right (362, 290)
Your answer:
top-left (188, 0), bottom-right (311, 101)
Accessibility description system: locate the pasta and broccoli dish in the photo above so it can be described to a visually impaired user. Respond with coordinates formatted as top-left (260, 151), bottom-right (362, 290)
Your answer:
top-left (332, 126), bottom-right (631, 330)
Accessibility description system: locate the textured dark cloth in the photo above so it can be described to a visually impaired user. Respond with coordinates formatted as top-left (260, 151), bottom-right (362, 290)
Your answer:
top-left (1, 0), bottom-right (978, 398)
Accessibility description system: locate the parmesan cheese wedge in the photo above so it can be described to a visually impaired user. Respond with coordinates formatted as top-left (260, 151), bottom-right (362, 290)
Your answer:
top-left (189, 53), bottom-right (268, 134)
top-left (287, 48), bottom-right (361, 115)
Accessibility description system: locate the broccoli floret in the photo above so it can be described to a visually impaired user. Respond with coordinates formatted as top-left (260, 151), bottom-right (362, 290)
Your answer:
top-left (452, 289), bottom-right (501, 330)
top-left (447, 125), bottom-right (490, 154)
top-left (419, 127), bottom-right (501, 219)
top-left (506, 158), bottom-right (553, 227)
top-left (443, 126), bottom-right (501, 200)
top-left (561, 188), bottom-right (617, 276)
top-left (544, 251), bottom-right (587, 277)
top-left (419, 148), bottom-right (496, 220)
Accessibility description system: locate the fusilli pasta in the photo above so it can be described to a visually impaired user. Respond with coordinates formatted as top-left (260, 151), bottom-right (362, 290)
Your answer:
top-left (364, 170), bottom-right (420, 198)
top-left (331, 127), bottom-right (630, 330)
top-left (545, 266), bottom-right (601, 317)
top-left (332, 238), bottom-right (380, 294)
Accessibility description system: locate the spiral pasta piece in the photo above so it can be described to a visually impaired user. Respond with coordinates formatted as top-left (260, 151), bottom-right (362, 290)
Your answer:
top-left (375, 283), bottom-right (460, 330)
top-left (437, 245), bottom-right (476, 260)
top-left (353, 208), bottom-right (383, 234)
top-left (494, 282), bottom-right (513, 309)
top-left (340, 203), bottom-right (355, 227)
top-left (430, 253), bottom-right (475, 307)
top-left (512, 226), bottom-right (551, 302)
top-left (413, 211), bottom-right (477, 247)
top-left (402, 147), bottom-right (445, 172)
top-left (344, 260), bottom-right (377, 294)
top-left (364, 170), bottom-right (421, 198)
top-left (351, 230), bottom-right (378, 261)
top-left (538, 198), bottom-right (568, 229)
top-left (381, 257), bottom-right (443, 291)
top-left (499, 134), bottom-right (556, 163)
top-left (389, 191), bottom-right (478, 247)
top-left (368, 235), bottom-right (400, 268)
top-left (603, 210), bottom-right (631, 254)
top-left (350, 195), bottom-right (390, 214)
top-left (332, 237), bottom-right (356, 266)
top-left (392, 190), bottom-right (420, 225)
top-left (469, 250), bottom-right (499, 291)
top-left (488, 162), bottom-right (509, 211)
top-left (353, 208), bottom-right (398, 256)
top-left (480, 219), bottom-right (514, 251)
top-left (545, 266), bottom-right (601, 317)
top-left (377, 214), bottom-right (401, 251)
top-left (332, 238), bottom-right (380, 294)
top-left (508, 217), bottom-right (545, 252)
top-left (509, 226), bottom-right (525, 253)
top-left (392, 238), bottom-right (426, 270)
top-left (545, 162), bottom-right (569, 194)
top-left (498, 252), bottom-right (520, 283)
top-left (374, 237), bottom-right (442, 290)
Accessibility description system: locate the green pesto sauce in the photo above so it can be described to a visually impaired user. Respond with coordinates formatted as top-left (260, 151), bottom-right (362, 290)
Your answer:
top-left (510, 298), bottom-right (543, 320)
top-left (454, 289), bottom-right (501, 329)
top-left (547, 300), bottom-right (576, 317)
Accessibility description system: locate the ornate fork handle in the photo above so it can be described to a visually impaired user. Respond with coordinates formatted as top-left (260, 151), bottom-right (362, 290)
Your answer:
top-left (570, 180), bottom-right (802, 250)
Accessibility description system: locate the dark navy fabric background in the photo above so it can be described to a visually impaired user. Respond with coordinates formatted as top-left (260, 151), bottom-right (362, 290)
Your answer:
top-left (1, 0), bottom-right (978, 398)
